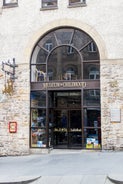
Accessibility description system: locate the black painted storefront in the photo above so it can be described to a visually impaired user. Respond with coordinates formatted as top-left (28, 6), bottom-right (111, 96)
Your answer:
top-left (30, 27), bottom-right (101, 149)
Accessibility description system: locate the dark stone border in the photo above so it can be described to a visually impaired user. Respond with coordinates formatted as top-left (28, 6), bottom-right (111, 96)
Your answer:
top-left (0, 176), bottom-right (41, 184)
top-left (108, 176), bottom-right (123, 184)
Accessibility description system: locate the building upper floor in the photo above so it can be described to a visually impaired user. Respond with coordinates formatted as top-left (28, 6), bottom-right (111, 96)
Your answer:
top-left (0, 0), bottom-right (123, 61)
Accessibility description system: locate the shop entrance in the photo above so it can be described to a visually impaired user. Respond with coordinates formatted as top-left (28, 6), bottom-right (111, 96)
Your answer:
top-left (48, 91), bottom-right (82, 149)
top-left (30, 27), bottom-right (101, 149)
top-left (53, 110), bottom-right (81, 148)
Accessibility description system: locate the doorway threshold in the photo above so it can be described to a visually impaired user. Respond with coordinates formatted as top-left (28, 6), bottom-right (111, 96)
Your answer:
top-left (50, 149), bottom-right (83, 154)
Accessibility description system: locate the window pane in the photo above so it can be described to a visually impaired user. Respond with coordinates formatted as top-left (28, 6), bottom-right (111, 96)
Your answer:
top-left (83, 63), bottom-right (100, 79)
top-left (83, 108), bottom-right (101, 127)
top-left (31, 109), bottom-right (46, 148)
top-left (47, 46), bottom-right (81, 81)
top-left (84, 128), bottom-right (101, 149)
top-left (31, 109), bottom-right (46, 127)
top-left (31, 91), bottom-right (46, 107)
top-left (80, 45), bottom-right (100, 61)
top-left (42, 0), bottom-right (57, 8)
top-left (31, 65), bottom-right (46, 82)
top-left (72, 30), bottom-right (91, 50)
top-left (4, 0), bottom-right (18, 5)
top-left (69, 0), bottom-right (85, 4)
top-left (55, 28), bottom-right (74, 45)
top-left (38, 32), bottom-right (57, 51)
top-left (83, 89), bottom-right (100, 106)
top-left (88, 42), bottom-right (97, 52)
top-left (36, 49), bottom-right (48, 64)
top-left (31, 128), bottom-right (46, 148)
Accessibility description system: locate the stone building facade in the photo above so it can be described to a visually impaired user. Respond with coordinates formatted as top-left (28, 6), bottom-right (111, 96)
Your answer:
top-left (0, 0), bottom-right (123, 155)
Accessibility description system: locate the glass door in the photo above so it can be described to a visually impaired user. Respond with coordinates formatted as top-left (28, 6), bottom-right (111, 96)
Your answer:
top-left (53, 110), bottom-right (68, 148)
top-left (68, 110), bottom-right (82, 148)
top-left (52, 109), bottom-right (82, 148)
top-left (48, 90), bottom-right (82, 149)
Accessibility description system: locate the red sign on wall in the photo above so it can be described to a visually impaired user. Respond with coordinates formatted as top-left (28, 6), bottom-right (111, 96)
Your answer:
top-left (9, 122), bottom-right (17, 133)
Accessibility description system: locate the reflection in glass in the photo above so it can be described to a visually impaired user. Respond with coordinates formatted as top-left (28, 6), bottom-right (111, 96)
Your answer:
top-left (30, 27), bottom-right (101, 149)
top-left (48, 91), bottom-right (81, 108)
top-left (38, 32), bottom-right (57, 50)
top-left (42, 0), bottom-right (57, 8)
top-left (84, 128), bottom-right (101, 149)
top-left (31, 128), bottom-right (46, 148)
top-left (4, 0), bottom-right (18, 5)
top-left (72, 30), bottom-right (91, 50)
top-left (88, 42), bottom-right (97, 52)
top-left (83, 108), bottom-right (100, 127)
top-left (47, 46), bottom-right (81, 80)
top-left (69, 0), bottom-right (85, 4)
top-left (81, 45), bottom-right (99, 61)
top-left (83, 63), bottom-right (100, 79)
top-left (31, 65), bottom-right (46, 82)
top-left (36, 49), bottom-right (48, 64)
top-left (31, 109), bottom-right (46, 126)
top-left (31, 91), bottom-right (46, 107)
top-left (31, 108), bottom-right (46, 148)
top-left (55, 28), bottom-right (74, 45)
top-left (69, 110), bottom-right (82, 147)
top-left (83, 89), bottom-right (100, 106)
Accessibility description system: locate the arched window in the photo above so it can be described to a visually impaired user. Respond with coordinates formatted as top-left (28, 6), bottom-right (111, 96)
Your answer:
top-left (30, 27), bottom-right (101, 149)
top-left (31, 28), bottom-right (99, 82)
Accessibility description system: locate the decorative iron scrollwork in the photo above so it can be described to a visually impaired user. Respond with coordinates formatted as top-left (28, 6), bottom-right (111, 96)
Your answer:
top-left (1, 58), bottom-right (18, 95)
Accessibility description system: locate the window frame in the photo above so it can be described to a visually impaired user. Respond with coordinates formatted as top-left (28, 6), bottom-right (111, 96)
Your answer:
top-left (30, 27), bottom-right (100, 149)
top-left (3, 0), bottom-right (18, 7)
top-left (88, 42), bottom-right (97, 53)
top-left (68, 0), bottom-right (86, 7)
top-left (41, 0), bottom-right (58, 10)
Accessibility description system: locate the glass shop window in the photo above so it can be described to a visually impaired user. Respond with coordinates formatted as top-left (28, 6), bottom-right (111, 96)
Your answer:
top-left (31, 108), bottom-right (47, 148)
top-left (3, 0), bottom-right (18, 7)
top-left (83, 89), bottom-right (100, 106)
top-left (31, 91), bottom-right (46, 108)
top-left (42, 0), bottom-right (57, 9)
top-left (83, 63), bottom-right (100, 80)
top-left (69, 0), bottom-right (86, 6)
top-left (84, 128), bottom-right (101, 149)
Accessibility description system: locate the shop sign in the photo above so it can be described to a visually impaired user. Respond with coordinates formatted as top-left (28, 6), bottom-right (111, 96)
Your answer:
top-left (9, 122), bottom-right (17, 133)
top-left (110, 108), bottom-right (121, 123)
top-left (41, 81), bottom-right (86, 89)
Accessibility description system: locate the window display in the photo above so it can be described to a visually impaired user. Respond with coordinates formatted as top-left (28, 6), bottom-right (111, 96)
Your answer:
top-left (30, 28), bottom-right (101, 149)
top-left (31, 109), bottom-right (46, 148)
top-left (84, 128), bottom-right (101, 149)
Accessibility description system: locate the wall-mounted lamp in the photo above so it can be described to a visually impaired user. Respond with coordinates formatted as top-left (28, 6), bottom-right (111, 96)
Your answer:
top-left (2, 58), bottom-right (18, 95)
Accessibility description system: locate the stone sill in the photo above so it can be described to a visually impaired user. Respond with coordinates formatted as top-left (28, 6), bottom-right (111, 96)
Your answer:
top-left (2, 4), bottom-right (18, 9)
top-left (68, 3), bottom-right (87, 8)
top-left (40, 6), bottom-right (58, 11)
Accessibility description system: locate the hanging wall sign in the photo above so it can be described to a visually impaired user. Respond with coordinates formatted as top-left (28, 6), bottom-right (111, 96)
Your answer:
top-left (9, 122), bottom-right (17, 133)
top-left (110, 108), bottom-right (121, 123)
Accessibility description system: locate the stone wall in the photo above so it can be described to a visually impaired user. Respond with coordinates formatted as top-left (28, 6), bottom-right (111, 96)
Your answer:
top-left (101, 60), bottom-right (123, 150)
top-left (0, 0), bottom-right (123, 154)
top-left (0, 64), bottom-right (30, 155)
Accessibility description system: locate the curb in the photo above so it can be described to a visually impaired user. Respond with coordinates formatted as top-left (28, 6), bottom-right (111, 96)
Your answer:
top-left (0, 176), bottom-right (41, 184)
top-left (108, 176), bottom-right (123, 184)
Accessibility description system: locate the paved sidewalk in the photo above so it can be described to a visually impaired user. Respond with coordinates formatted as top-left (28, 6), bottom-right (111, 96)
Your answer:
top-left (0, 150), bottom-right (123, 183)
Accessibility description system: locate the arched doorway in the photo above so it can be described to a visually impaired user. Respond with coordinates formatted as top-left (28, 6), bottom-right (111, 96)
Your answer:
top-left (30, 27), bottom-right (101, 149)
